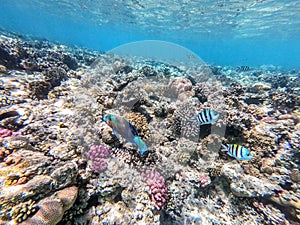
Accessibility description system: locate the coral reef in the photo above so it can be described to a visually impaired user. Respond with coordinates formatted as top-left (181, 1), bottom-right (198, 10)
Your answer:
top-left (167, 77), bottom-right (194, 100)
top-left (0, 32), bottom-right (299, 225)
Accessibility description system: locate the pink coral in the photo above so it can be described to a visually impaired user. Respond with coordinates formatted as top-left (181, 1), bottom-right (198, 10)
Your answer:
top-left (87, 145), bottom-right (110, 159)
top-left (0, 128), bottom-right (20, 139)
top-left (86, 145), bottom-right (110, 172)
top-left (142, 170), bottom-right (168, 210)
top-left (91, 157), bottom-right (108, 172)
top-left (260, 117), bottom-right (277, 124)
top-left (199, 175), bottom-right (211, 188)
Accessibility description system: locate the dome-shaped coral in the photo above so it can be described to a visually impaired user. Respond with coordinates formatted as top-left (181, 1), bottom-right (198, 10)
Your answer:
top-left (141, 170), bottom-right (168, 210)
top-left (86, 145), bottom-right (110, 173)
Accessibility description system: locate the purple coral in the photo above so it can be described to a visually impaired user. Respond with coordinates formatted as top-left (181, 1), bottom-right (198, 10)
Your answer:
top-left (142, 170), bottom-right (168, 210)
top-left (90, 157), bottom-right (108, 173)
top-left (86, 145), bottom-right (110, 172)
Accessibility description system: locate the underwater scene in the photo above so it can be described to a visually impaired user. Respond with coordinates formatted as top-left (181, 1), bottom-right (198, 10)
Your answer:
top-left (0, 1), bottom-right (300, 225)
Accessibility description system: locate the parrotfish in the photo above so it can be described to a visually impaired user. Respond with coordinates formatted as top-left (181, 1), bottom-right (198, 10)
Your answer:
top-left (103, 113), bottom-right (147, 155)
top-left (222, 144), bottom-right (253, 160)
top-left (191, 109), bottom-right (220, 125)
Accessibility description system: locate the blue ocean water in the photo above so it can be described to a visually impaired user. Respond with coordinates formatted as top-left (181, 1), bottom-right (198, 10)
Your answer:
top-left (0, 0), bottom-right (300, 68)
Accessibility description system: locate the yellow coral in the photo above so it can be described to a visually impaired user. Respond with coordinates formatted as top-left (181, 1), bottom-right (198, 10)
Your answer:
top-left (125, 112), bottom-right (150, 139)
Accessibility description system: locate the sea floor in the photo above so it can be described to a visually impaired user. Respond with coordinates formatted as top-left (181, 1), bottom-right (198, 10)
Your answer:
top-left (0, 32), bottom-right (299, 225)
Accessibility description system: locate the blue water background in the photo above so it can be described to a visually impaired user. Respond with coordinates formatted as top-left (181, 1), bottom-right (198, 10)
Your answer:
top-left (0, 0), bottom-right (300, 69)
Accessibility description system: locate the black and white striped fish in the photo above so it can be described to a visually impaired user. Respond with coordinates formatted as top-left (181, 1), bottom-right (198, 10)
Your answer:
top-left (236, 66), bottom-right (250, 72)
top-left (191, 109), bottom-right (220, 125)
top-left (221, 144), bottom-right (253, 160)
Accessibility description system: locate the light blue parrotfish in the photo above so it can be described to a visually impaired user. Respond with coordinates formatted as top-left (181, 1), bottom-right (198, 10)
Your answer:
top-left (103, 113), bottom-right (148, 155)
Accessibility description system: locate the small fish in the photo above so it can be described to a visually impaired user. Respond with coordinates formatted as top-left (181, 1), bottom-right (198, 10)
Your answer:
top-left (237, 66), bottom-right (250, 72)
top-left (221, 144), bottom-right (253, 160)
top-left (191, 109), bottom-right (220, 125)
top-left (103, 113), bottom-right (147, 155)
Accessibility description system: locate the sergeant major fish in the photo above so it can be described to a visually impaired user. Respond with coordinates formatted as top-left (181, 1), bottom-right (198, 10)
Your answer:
top-left (221, 144), bottom-right (253, 160)
top-left (236, 66), bottom-right (250, 72)
top-left (191, 109), bottom-right (220, 125)
top-left (103, 113), bottom-right (148, 155)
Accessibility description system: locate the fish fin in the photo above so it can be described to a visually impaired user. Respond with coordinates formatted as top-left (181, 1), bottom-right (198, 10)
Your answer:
top-left (133, 136), bottom-right (147, 155)
top-left (240, 155), bottom-right (254, 160)
top-left (226, 152), bottom-right (234, 158)
top-left (111, 130), bottom-right (120, 139)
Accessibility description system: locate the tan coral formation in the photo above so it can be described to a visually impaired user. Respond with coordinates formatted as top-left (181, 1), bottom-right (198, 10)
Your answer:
top-left (20, 186), bottom-right (78, 225)
top-left (125, 112), bottom-right (150, 139)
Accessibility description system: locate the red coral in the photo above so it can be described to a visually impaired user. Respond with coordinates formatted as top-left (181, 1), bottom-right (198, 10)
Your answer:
top-left (142, 170), bottom-right (168, 210)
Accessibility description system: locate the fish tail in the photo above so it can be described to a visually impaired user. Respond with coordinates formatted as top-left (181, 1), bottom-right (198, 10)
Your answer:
top-left (221, 144), bottom-right (228, 151)
top-left (133, 136), bottom-right (148, 155)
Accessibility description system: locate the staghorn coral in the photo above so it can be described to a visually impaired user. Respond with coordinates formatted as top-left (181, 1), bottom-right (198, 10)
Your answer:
top-left (141, 170), bottom-right (168, 210)
top-left (111, 148), bottom-right (131, 164)
top-left (125, 112), bottom-right (150, 140)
